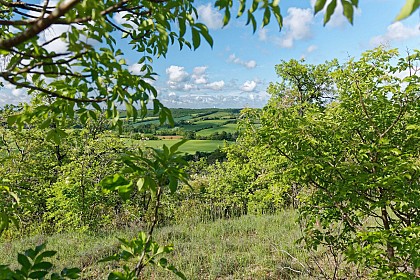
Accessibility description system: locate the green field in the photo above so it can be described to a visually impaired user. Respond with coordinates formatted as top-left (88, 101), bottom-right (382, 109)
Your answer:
top-left (128, 109), bottom-right (241, 134)
top-left (196, 123), bottom-right (238, 137)
top-left (144, 139), bottom-right (229, 153)
top-left (174, 122), bottom-right (212, 132)
top-left (190, 111), bottom-right (235, 120)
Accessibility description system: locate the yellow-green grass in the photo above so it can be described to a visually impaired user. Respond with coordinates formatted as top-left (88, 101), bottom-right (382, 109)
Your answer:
top-left (0, 211), bottom-right (311, 280)
top-left (196, 123), bottom-right (238, 137)
top-left (144, 139), bottom-right (229, 154)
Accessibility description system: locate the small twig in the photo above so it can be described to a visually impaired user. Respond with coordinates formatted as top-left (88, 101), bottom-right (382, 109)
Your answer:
top-left (135, 186), bottom-right (162, 277)
top-left (278, 249), bottom-right (307, 270)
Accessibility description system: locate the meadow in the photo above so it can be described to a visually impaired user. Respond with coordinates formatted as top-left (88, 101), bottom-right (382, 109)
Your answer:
top-left (0, 210), bottom-right (313, 280)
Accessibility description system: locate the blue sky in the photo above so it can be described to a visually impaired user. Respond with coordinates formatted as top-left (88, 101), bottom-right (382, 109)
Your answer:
top-left (143, 0), bottom-right (420, 108)
top-left (1, 0), bottom-right (419, 108)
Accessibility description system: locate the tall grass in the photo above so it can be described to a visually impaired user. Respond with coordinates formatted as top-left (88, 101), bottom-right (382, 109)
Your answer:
top-left (0, 210), bottom-right (312, 279)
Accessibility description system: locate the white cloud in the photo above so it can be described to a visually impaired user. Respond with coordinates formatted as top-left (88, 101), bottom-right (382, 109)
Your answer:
top-left (258, 28), bottom-right (268, 41)
top-left (114, 11), bottom-right (129, 25)
top-left (241, 80), bottom-right (257, 92)
top-left (192, 66), bottom-right (208, 84)
top-left (183, 83), bottom-right (197, 91)
top-left (245, 60), bottom-right (257, 69)
top-left (370, 22), bottom-right (420, 46)
top-left (205, 80), bottom-right (225, 90)
top-left (40, 25), bottom-right (69, 53)
top-left (307, 45), bottom-right (318, 53)
top-left (197, 4), bottom-right (223, 29)
top-left (0, 83), bottom-right (29, 107)
top-left (166, 65), bottom-right (189, 83)
top-left (227, 54), bottom-right (257, 69)
top-left (128, 63), bottom-right (145, 75)
top-left (278, 8), bottom-right (313, 48)
top-left (164, 65), bottom-right (228, 92)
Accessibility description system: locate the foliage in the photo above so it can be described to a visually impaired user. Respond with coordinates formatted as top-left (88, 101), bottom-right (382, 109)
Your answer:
top-left (0, 0), bottom-right (283, 129)
top-left (256, 47), bottom-right (420, 278)
top-left (0, 243), bottom-right (80, 280)
top-left (100, 140), bottom-right (189, 277)
top-left (0, 185), bottom-right (20, 237)
top-left (101, 232), bottom-right (185, 280)
top-left (45, 131), bottom-right (134, 232)
top-left (188, 58), bottom-right (340, 218)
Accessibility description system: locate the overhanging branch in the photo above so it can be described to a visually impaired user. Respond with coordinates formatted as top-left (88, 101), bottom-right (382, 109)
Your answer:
top-left (0, 0), bottom-right (80, 50)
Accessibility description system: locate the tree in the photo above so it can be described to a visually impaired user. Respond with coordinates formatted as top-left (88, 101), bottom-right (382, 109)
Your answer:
top-left (0, 0), bottom-right (283, 128)
top-left (258, 47), bottom-right (420, 278)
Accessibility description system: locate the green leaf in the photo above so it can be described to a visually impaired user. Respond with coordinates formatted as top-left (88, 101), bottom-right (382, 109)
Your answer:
top-left (272, 5), bottom-right (283, 29)
top-left (33, 243), bottom-right (47, 256)
top-left (170, 139), bottom-right (188, 154)
top-left (191, 28), bottom-right (200, 50)
top-left (158, 258), bottom-right (168, 267)
top-left (34, 250), bottom-right (57, 263)
top-left (237, 0), bottom-right (246, 18)
top-left (341, 0), bottom-right (354, 24)
top-left (117, 181), bottom-right (134, 201)
top-left (39, 119), bottom-right (52, 129)
top-left (324, 0), bottom-right (337, 25)
top-left (246, 11), bottom-right (257, 33)
top-left (31, 261), bottom-right (53, 270)
top-left (223, 8), bottom-right (231, 26)
top-left (168, 177), bottom-right (178, 193)
top-left (262, 7), bottom-right (271, 27)
top-left (61, 267), bottom-right (81, 278)
top-left (137, 178), bottom-right (145, 192)
top-left (28, 270), bottom-right (49, 279)
top-left (395, 0), bottom-right (420, 21)
top-left (314, 0), bottom-right (327, 14)
top-left (197, 24), bottom-right (213, 48)
top-left (179, 18), bottom-right (186, 38)
top-left (100, 174), bottom-right (130, 192)
top-left (108, 271), bottom-right (125, 280)
top-left (18, 253), bottom-right (31, 270)
top-left (0, 213), bottom-right (10, 235)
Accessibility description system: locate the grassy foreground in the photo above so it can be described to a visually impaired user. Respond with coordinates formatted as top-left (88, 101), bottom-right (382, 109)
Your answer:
top-left (0, 210), bottom-right (312, 279)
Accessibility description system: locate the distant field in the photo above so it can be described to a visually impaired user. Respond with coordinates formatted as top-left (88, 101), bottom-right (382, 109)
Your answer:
top-left (176, 123), bottom-right (214, 132)
top-left (195, 119), bottom-right (230, 125)
top-left (191, 111), bottom-right (234, 120)
top-left (196, 123), bottom-right (238, 137)
top-left (156, 135), bottom-right (183, 140)
top-left (144, 139), bottom-right (228, 154)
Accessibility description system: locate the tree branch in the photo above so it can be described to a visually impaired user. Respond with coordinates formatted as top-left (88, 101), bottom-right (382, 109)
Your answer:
top-left (1, 73), bottom-right (105, 103)
top-left (0, 0), bottom-right (80, 50)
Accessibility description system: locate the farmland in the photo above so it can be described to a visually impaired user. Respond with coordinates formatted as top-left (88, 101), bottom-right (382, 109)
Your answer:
top-left (123, 108), bottom-right (240, 153)
top-left (144, 139), bottom-right (228, 154)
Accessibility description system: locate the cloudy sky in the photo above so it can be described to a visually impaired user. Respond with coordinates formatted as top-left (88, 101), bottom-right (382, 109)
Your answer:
top-left (1, 0), bottom-right (419, 108)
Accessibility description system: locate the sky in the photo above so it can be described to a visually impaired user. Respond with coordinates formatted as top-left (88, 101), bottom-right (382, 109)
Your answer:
top-left (1, 0), bottom-right (419, 108)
